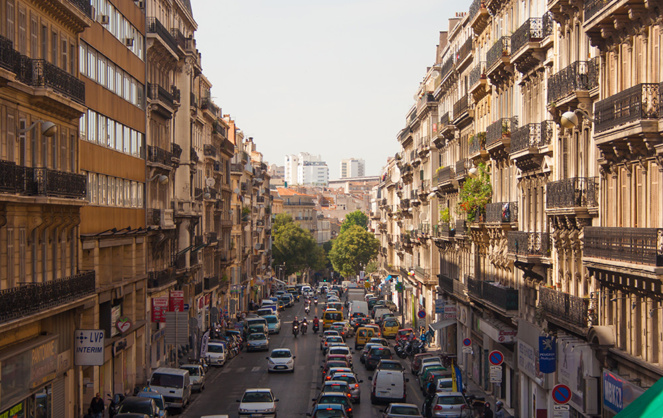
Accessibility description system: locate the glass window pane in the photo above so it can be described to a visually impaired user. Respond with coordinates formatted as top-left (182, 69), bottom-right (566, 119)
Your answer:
top-left (123, 74), bottom-right (130, 100)
top-left (109, 177), bottom-right (115, 206)
top-left (116, 69), bottom-right (122, 96)
top-left (138, 183), bottom-right (143, 208)
top-left (79, 43), bottom-right (85, 74)
top-left (123, 126), bottom-right (130, 154)
top-left (98, 115), bottom-right (106, 147)
top-left (131, 130), bottom-right (137, 156)
top-left (115, 122), bottom-right (122, 151)
top-left (90, 173), bottom-right (97, 204)
top-left (108, 63), bottom-right (114, 91)
top-left (107, 118), bottom-right (114, 149)
top-left (124, 179), bottom-right (130, 207)
top-left (131, 181), bottom-right (137, 207)
top-left (97, 54), bottom-right (105, 85)
top-left (79, 112), bottom-right (86, 141)
top-left (88, 49), bottom-right (96, 80)
top-left (87, 111), bottom-right (96, 143)
top-left (99, 175), bottom-right (107, 205)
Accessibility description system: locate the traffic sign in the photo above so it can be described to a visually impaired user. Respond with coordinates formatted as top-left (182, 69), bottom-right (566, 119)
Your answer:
top-left (553, 404), bottom-right (570, 418)
top-left (552, 384), bottom-right (572, 404)
top-left (462, 346), bottom-right (472, 354)
top-left (463, 338), bottom-right (472, 347)
top-left (418, 310), bottom-right (426, 319)
top-left (489, 350), bottom-right (504, 366)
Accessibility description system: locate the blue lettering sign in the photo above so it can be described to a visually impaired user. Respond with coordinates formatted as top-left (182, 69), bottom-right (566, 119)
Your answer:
top-left (539, 336), bottom-right (556, 374)
top-left (603, 370), bottom-right (624, 413)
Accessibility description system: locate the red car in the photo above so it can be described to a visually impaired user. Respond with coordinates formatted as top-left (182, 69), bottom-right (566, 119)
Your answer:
top-left (395, 328), bottom-right (414, 343)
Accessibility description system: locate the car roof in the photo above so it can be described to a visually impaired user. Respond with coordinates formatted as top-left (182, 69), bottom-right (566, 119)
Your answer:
top-left (437, 392), bottom-right (464, 397)
top-left (120, 397), bottom-right (153, 406)
top-left (244, 388), bottom-right (272, 393)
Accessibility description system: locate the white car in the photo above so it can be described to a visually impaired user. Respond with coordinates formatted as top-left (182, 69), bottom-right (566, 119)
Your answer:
top-left (267, 348), bottom-right (296, 372)
top-left (237, 388), bottom-right (278, 417)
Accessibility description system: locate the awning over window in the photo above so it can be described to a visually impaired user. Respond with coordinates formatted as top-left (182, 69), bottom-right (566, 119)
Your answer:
top-left (613, 375), bottom-right (661, 417)
top-left (429, 319), bottom-right (456, 331)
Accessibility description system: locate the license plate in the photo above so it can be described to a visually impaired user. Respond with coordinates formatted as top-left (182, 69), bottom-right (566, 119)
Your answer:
top-left (276, 366), bottom-right (286, 369)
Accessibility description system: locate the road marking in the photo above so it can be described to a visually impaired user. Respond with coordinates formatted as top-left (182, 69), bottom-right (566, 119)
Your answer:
top-left (252, 366), bottom-right (261, 372)
top-left (236, 367), bottom-right (245, 373)
top-left (220, 367), bottom-right (232, 373)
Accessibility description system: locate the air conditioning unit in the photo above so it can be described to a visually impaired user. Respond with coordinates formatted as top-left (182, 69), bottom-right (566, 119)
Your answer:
top-left (100, 15), bottom-right (109, 24)
top-left (125, 38), bottom-right (134, 47)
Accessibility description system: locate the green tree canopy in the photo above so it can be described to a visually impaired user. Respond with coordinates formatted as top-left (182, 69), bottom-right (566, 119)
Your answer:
top-left (329, 225), bottom-right (379, 278)
top-left (272, 216), bottom-right (327, 276)
top-left (457, 162), bottom-right (492, 222)
top-left (340, 210), bottom-right (369, 234)
top-left (273, 213), bottom-right (294, 234)
top-left (365, 260), bottom-right (378, 274)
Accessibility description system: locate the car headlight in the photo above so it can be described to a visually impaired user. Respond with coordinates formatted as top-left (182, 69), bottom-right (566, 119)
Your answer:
top-left (238, 408), bottom-right (248, 413)
top-left (268, 359), bottom-right (275, 365)
top-left (287, 359), bottom-right (294, 365)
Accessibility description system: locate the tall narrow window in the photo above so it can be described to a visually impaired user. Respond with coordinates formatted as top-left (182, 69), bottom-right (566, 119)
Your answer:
top-left (41, 24), bottom-right (47, 60)
top-left (60, 130), bottom-right (67, 171)
top-left (52, 228), bottom-right (58, 280)
top-left (70, 134), bottom-right (75, 171)
top-left (51, 129), bottom-right (58, 169)
top-left (18, 118), bottom-right (26, 166)
top-left (6, 1), bottom-right (15, 43)
top-left (79, 43), bottom-right (85, 74)
top-left (19, 227), bottom-right (26, 285)
top-left (17, 6), bottom-right (26, 54)
top-left (30, 14), bottom-right (37, 57)
top-left (7, 113), bottom-right (15, 162)
top-left (51, 30), bottom-right (58, 66)
top-left (61, 38), bottom-right (68, 71)
top-left (70, 42), bottom-right (75, 75)
top-left (7, 228), bottom-right (14, 287)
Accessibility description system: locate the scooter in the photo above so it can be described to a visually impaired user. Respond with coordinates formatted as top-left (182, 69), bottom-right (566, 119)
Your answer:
top-left (314, 298), bottom-right (318, 305)
top-left (107, 393), bottom-right (125, 418)
top-left (301, 322), bottom-right (308, 335)
top-left (313, 323), bottom-right (319, 334)
top-left (293, 324), bottom-right (299, 338)
top-left (305, 304), bottom-right (310, 314)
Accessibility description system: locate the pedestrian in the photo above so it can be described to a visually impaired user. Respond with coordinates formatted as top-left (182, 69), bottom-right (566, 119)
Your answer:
top-left (484, 402), bottom-right (494, 418)
top-left (89, 393), bottom-right (104, 418)
top-left (495, 401), bottom-right (506, 418)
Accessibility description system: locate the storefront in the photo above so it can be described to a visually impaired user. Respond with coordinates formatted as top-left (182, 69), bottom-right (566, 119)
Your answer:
top-left (602, 369), bottom-right (646, 417)
top-left (478, 317), bottom-right (518, 408)
top-left (556, 335), bottom-right (601, 417)
top-left (517, 321), bottom-right (554, 418)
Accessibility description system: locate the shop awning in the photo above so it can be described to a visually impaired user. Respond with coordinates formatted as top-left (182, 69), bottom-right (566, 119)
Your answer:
top-left (429, 319), bottom-right (456, 331)
top-left (615, 377), bottom-right (663, 417)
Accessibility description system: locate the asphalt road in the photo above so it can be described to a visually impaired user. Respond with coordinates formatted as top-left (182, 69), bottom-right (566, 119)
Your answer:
top-left (179, 298), bottom-right (426, 418)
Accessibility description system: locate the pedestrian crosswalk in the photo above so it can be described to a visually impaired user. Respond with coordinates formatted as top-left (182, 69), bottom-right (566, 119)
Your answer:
top-left (220, 365), bottom-right (264, 374)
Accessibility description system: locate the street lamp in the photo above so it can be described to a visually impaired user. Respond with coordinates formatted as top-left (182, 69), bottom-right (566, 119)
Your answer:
top-left (19, 120), bottom-right (58, 138)
top-left (560, 108), bottom-right (595, 129)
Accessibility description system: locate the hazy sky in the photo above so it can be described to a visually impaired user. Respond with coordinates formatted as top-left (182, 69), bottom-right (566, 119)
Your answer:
top-left (191, 0), bottom-right (469, 179)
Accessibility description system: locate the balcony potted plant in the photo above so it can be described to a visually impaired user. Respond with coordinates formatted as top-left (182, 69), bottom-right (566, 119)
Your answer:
top-left (501, 119), bottom-right (512, 137)
top-left (440, 207), bottom-right (451, 224)
top-left (457, 162), bottom-right (492, 223)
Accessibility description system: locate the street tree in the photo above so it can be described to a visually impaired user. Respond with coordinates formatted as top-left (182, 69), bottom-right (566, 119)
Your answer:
top-left (329, 225), bottom-right (379, 278)
top-left (272, 216), bottom-right (326, 276)
top-left (340, 210), bottom-right (369, 234)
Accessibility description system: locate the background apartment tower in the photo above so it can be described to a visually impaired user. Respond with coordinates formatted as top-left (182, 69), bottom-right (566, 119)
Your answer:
top-left (340, 158), bottom-right (365, 178)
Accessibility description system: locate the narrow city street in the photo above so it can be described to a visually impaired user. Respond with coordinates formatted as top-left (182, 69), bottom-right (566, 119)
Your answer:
top-left (179, 301), bottom-right (426, 417)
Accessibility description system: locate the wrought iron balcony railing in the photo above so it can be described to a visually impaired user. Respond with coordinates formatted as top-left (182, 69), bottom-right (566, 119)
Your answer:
top-left (203, 144), bottom-right (217, 157)
top-left (0, 35), bottom-right (18, 72)
top-left (546, 177), bottom-right (598, 209)
top-left (486, 201), bottom-right (518, 223)
top-left (440, 112), bottom-right (450, 127)
top-left (456, 159), bottom-right (468, 179)
top-left (469, 0), bottom-right (481, 22)
top-left (170, 28), bottom-right (187, 49)
top-left (455, 220), bottom-right (467, 235)
top-left (487, 36), bottom-right (511, 70)
top-left (67, 0), bottom-right (93, 17)
top-left (205, 276), bottom-right (220, 290)
top-left (470, 61), bottom-right (487, 88)
top-left (148, 269), bottom-right (175, 288)
top-left (0, 271), bottom-right (95, 324)
top-left (147, 145), bottom-right (174, 166)
top-left (469, 132), bottom-right (486, 155)
top-left (201, 97), bottom-right (220, 115)
top-left (148, 83), bottom-right (175, 108)
top-left (147, 18), bottom-right (179, 53)
top-left (437, 166), bottom-right (455, 185)
top-left (510, 121), bottom-right (553, 153)
top-left (511, 17), bottom-right (552, 54)
top-left (583, 227), bottom-right (663, 266)
top-left (507, 231), bottom-right (550, 256)
top-left (453, 94), bottom-right (470, 120)
top-left (467, 277), bottom-right (519, 310)
top-left (440, 223), bottom-right (455, 238)
top-left (547, 58), bottom-right (600, 104)
top-left (172, 143), bottom-right (183, 159)
top-left (457, 37), bottom-right (473, 64)
top-left (213, 120), bottom-right (227, 137)
top-left (594, 83), bottom-right (659, 133)
top-left (26, 167), bottom-right (86, 199)
top-left (486, 117), bottom-right (518, 147)
top-left (439, 57), bottom-right (454, 80)
top-left (438, 274), bottom-right (454, 293)
top-left (28, 59), bottom-right (85, 104)
top-left (539, 286), bottom-right (591, 329)
top-left (584, 0), bottom-right (613, 22)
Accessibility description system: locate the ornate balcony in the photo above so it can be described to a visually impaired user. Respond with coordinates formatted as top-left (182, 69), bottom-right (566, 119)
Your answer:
top-left (539, 286), bottom-right (592, 330)
top-left (507, 231), bottom-right (550, 257)
top-left (583, 227), bottom-right (663, 267)
top-left (546, 177), bottom-right (598, 212)
top-left (486, 37), bottom-right (511, 84)
top-left (147, 145), bottom-right (174, 168)
top-left (0, 271), bottom-right (95, 324)
top-left (455, 159), bottom-right (468, 181)
top-left (455, 220), bottom-right (468, 236)
top-left (486, 202), bottom-right (518, 224)
top-left (148, 269), bottom-right (175, 289)
top-left (22, 167), bottom-right (87, 199)
top-left (22, 58), bottom-right (85, 106)
top-left (469, 61), bottom-right (489, 102)
top-left (213, 120), bottom-right (227, 138)
top-left (439, 57), bottom-right (455, 82)
top-left (203, 144), bottom-right (217, 158)
top-left (547, 59), bottom-right (599, 105)
top-left (456, 37), bottom-right (474, 70)
top-left (453, 94), bottom-right (471, 125)
top-left (469, 132), bottom-right (487, 160)
top-left (438, 274), bottom-right (454, 294)
top-left (171, 143), bottom-right (183, 159)
top-left (0, 35), bottom-right (18, 74)
top-left (469, 0), bottom-right (490, 34)
top-left (511, 15), bottom-right (553, 74)
top-left (486, 117), bottom-right (517, 155)
top-left (467, 277), bottom-right (519, 311)
top-left (148, 83), bottom-right (175, 114)
top-left (510, 121), bottom-right (553, 171)
top-left (147, 17), bottom-right (179, 57)
top-left (437, 166), bottom-right (456, 193)
top-left (594, 83), bottom-right (659, 134)
top-left (204, 276), bottom-right (220, 290)
top-left (416, 93), bottom-right (436, 115)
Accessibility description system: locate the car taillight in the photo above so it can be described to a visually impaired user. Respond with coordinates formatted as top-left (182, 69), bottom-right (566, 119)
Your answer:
top-left (461, 405), bottom-right (467, 410)
top-left (433, 405), bottom-right (443, 411)
top-left (348, 408), bottom-right (352, 412)
top-left (326, 376), bottom-right (332, 380)
top-left (355, 384), bottom-right (359, 388)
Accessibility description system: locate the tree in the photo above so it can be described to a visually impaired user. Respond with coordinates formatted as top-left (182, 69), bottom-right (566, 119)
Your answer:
top-left (273, 213), bottom-right (294, 234)
top-left (329, 225), bottom-right (379, 278)
top-left (340, 210), bottom-right (369, 234)
top-left (272, 220), bottom-right (327, 276)
top-left (365, 260), bottom-right (378, 274)
top-left (457, 162), bottom-right (492, 222)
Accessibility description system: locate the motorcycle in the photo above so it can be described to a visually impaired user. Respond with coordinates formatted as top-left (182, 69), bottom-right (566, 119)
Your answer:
top-left (313, 323), bottom-right (319, 334)
top-left (293, 324), bottom-right (300, 338)
top-left (314, 298), bottom-right (318, 305)
top-left (107, 393), bottom-right (125, 418)
top-left (395, 341), bottom-right (408, 359)
top-left (301, 322), bottom-right (308, 335)
top-left (305, 305), bottom-right (310, 314)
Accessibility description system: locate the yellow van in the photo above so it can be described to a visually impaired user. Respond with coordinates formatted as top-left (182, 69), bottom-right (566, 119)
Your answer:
top-left (382, 318), bottom-right (400, 338)
top-left (322, 310), bottom-right (344, 330)
top-left (354, 326), bottom-right (376, 349)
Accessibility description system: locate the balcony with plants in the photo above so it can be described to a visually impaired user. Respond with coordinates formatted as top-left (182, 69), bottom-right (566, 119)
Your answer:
top-left (469, 132), bottom-right (488, 160)
top-left (510, 14), bottom-right (553, 74)
top-left (510, 120), bottom-right (553, 171)
top-left (486, 117), bottom-right (518, 154)
top-left (457, 162), bottom-right (491, 224)
top-left (469, 61), bottom-right (489, 102)
top-left (486, 36), bottom-right (511, 84)
top-left (485, 201), bottom-right (518, 224)
top-left (436, 208), bottom-right (455, 240)
top-left (469, 0), bottom-right (490, 34)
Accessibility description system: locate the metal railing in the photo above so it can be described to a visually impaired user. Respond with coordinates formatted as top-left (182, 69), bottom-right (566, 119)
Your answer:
top-left (201, 97), bottom-right (220, 114)
top-left (205, 276), bottom-right (220, 290)
top-left (539, 286), bottom-right (590, 328)
top-left (469, 132), bottom-right (486, 155)
top-left (594, 83), bottom-right (659, 133)
top-left (507, 231), bottom-right (550, 256)
top-left (437, 166), bottom-right (455, 184)
top-left (453, 94), bottom-right (470, 120)
top-left (29, 59), bottom-right (85, 103)
top-left (510, 121), bottom-right (553, 153)
top-left (67, 0), bottom-right (93, 16)
top-left (440, 223), bottom-right (455, 238)
top-left (546, 177), bottom-right (598, 208)
top-left (486, 117), bottom-right (518, 147)
top-left (148, 83), bottom-right (175, 108)
top-left (0, 35), bottom-right (18, 72)
top-left (147, 145), bottom-right (174, 166)
top-left (583, 227), bottom-right (663, 266)
top-left (470, 61), bottom-right (487, 88)
top-left (486, 202), bottom-right (518, 223)
top-left (172, 143), bottom-right (183, 159)
top-left (457, 37), bottom-right (473, 64)
top-left (456, 159), bottom-right (468, 178)
top-left (511, 17), bottom-right (550, 54)
top-left (170, 28), bottom-right (187, 49)
top-left (440, 112), bottom-right (450, 127)
top-left (203, 144), bottom-right (217, 157)
top-left (487, 36), bottom-right (511, 70)
top-left (230, 163), bottom-right (243, 173)
top-left (547, 58), bottom-right (600, 104)
top-left (584, 0), bottom-right (614, 22)
top-left (467, 277), bottom-right (519, 310)
top-left (0, 271), bottom-right (95, 324)
top-left (148, 269), bottom-right (175, 288)
top-left (455, 220), bottom-right (467, 235)
top-left (147, 18), bottom-right (179, 53)
top-left (438, 274), bottom-right (454, 293)
top-left (213, 120), bottom-right (227, 137)
top-left (469, 0), bottom-right (483, 21)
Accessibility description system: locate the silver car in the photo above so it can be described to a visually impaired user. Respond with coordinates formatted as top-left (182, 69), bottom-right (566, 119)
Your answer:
top-left (382, 403), bottom-right (423, 417)
top-left (330, 372), bottom-right (363, 403)
top-left (180, 364), bottom-right (205, 392)
top-left (427, 392), bottom-right (467, 417)
top-left (246, 333), bottom-right (269, 351)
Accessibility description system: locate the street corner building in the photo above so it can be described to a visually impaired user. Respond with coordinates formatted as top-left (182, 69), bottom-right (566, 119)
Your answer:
top-left (370, 0), bottom-right (663, 417)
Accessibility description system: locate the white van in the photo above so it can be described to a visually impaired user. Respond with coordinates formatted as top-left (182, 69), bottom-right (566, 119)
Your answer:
top-left (369, 369), bottom-right (408, 404)
top-left (149, 367), bottom-right (192, 410)
top-left (206, 340), bottom-right (227, 366)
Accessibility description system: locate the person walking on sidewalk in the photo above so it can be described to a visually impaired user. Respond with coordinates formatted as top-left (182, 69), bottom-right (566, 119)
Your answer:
top-left (90, 393), bottom-right (104, 418)
top-left (483, 402), bottom-right (494, 418)
top-left (495, 401), bottom-right (506, 418)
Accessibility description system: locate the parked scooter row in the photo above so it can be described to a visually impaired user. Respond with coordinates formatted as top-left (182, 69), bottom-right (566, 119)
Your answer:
top-left (395, 338), bottom-right (426, 359)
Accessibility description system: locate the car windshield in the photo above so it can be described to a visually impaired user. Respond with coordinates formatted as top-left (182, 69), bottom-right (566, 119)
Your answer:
top-left (319, 396), bottom-right (349, 406)
top-left (391, 406), bottom-right (420, 414)
top-left (328, 337), bottom-right (343, 343)
top-left (242, 391), bottom-right (273, 403)
top-left (313, 408), bottom-right (345, 418)
top-left (324, 383), bottom-right (348, 392)
top-left (138, 394), bottom-right (164, 410)
top-left (329, 349), bottom-right (348, 355)
top-left (118, 402), bottom-right (152, 414)
top-left (150, 373), bottom-right (182, 388)
top-left (370, 348), bottom-right (392, 358)
top-left (248, 334), bottom-right (265, 341)
top-left (379, 362), bottom-right (402, 370)
top-left (327, 362), bottom-right (347, 369)
top-left (265, 317), bottom-right (278, 324)
top-left (437, 395), bottom-right (466, 405)
top-left (207, 344), bottom-right (224, 353)
top-left (332, 375), bottom-right (357, 384)
top-left (324, 313), bottom-right (342, 321)
top-left (438, 380), bottom-right (453, 389)
top-left (271, 350), bottom-right (291, 358)
top-left (384, 320), bottom-right (398, 327)
top-left (181, 366), bottom-right (200, 376)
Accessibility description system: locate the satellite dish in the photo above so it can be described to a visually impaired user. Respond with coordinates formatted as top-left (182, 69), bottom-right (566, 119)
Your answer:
top-left (390, 170), bottom-right (399, 183)
top-left (205, 177), bottom-right (215, 187)
top-left (254, 243), bottom-right (261, 250)
top-left (234, 188), bottom-right (240, 194)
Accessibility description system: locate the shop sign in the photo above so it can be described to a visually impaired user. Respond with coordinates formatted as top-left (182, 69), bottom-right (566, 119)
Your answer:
top-left (74, 330), bottom-right (105, 366)
top-left (442, 305), bottom-right (457, 320)
top-left (479, 318), bottom-right (517, 344)
top-left (116, 317), bottom-right (132, 334)
top-left (517, 340), bottom-right (542, 382)
top-left (169, 290), bottom-right (185, 312)
top-left (435, 299), bottom-right (445, 314)
top-left (197, 296), bottom-right (204, 310)
top-left (151, 297), bottom-right (169, 323)
top-left (110, 305), bottom-right (122, 338)
top-left (539, 336), bottom-right (556, 373)
top-left (0, 401), bottom-right (23, 418)
top-left (29, 339), bottom-right (57, 389)
top-left (602, 369), bottom-right (645, 414)
top-left (558, 340), bottom-right (597, 410)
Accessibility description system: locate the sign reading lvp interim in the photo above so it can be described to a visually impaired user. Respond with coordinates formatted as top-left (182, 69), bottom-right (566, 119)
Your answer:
top-left (74, 329), bottom-right (105, 366)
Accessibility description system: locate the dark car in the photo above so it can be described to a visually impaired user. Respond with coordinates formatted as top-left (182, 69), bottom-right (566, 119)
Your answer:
top-left (313, 393), bottom-right (354, 418)
top-left (323, 361), bottom-right (352, 380)
top-left (306, 403), bottom-right (348, 418)
top-left (117, 396), bottom-right (159, 418)
top-left (365, 347), bottom-right (393, 371)
top-left (377, 360), bottom-right (404, 371)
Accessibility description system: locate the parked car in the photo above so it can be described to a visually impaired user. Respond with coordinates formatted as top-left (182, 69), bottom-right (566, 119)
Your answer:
top-left (136, 390), bottom-right (167, 418)
top-left (264, 315), bottom-right (281, 334)
top-left (267, 348), bottom-right (295, 372)
top-left (117, 397), bottom-right (160, 418)
top-left (411, 353), bottom-right (437, 375)
top-left (237, 388), bottom-right (278, 418)
top-left (382, 403), bottom-right (423, 418)
top-left (424, 392), bottom-right (466, 418)
top-left (148, 367), bottom-right (191, 411)
top-left (418, 365), bottom-right (449, 390)
top-left (179, 364), bottom-right (205, 392)
top-left (206, 340), bottom-right (227, 366)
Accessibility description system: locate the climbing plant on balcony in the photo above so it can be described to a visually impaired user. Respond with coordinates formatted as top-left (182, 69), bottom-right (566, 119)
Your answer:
top-left (457, 162), bottom-right (492, 222)
top-left (440, 207), bottom-right (451, 224)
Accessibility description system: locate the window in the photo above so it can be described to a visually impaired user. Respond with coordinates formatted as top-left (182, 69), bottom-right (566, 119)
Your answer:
top-left (97, 54), bottom-right (105, 86)
top-left (88, 111), bottom-right (96, 143)
top-left (51, 131), bottom-right (57, 169)
top-left (79, 112), bottom-right (86, 141)
top-left (123, 126), bottom-right (130, 154)
top-left (30, 14), bottom-right (37, 57)
top-left (18, 227), bottom-right (26, 285)
top-left (6, 113), bottom-right (15, 162)
top-left (51, 30), bottom-right (57, 66)
top-left (70, 134), bottom-right (75, 171)
top-left (61, 37), bottom-right (68, 71)
top-left (60, 131), bottom-right (67, 171)
top-left (41, 24), bottom-right (47, 60)
top-left (7, 228), bottom-right (14, 287)
top-left (109, 177), bottom-right (115, 206)
top-left (87, 47), bottom-right (96, 80)
top-left (107, 117), bottom-right (114, 149)
top-left (70, 42), bottom-right (75, 75)
top-left (6, 1), bottom-right (15, 43)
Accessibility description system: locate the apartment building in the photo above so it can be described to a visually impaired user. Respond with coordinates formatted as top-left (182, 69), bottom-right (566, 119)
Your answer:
top-left (340, 158), bottom-right (365, 178)
top-left (0, 1), bottom-right (91, 416)
top-left (376, 0), bottom-right (663, 416)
